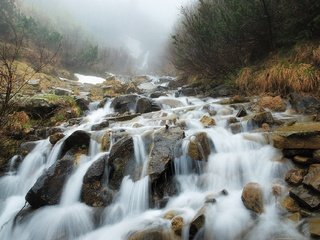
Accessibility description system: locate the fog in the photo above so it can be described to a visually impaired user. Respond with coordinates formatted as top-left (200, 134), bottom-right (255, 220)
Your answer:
top-left (20, 0), bottom-right (194, 73)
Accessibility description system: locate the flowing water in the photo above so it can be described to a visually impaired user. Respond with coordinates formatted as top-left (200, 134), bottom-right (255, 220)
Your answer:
top-left (0, 90), bottom-right (306, 239)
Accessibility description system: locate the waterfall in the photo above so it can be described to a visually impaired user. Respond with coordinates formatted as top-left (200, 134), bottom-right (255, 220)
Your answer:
top-left (0, 90), bottom-right (305, 240)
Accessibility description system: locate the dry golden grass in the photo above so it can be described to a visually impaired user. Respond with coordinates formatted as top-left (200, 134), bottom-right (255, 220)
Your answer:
top-left (236, 42), bottom-right (320, 95)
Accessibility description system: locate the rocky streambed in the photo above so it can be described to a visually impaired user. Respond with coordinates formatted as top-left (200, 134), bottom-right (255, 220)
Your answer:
top-left (0, 82), bottom-right (320, 240)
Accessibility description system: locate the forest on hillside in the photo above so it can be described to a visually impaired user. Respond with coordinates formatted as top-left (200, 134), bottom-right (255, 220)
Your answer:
top-left (172, 0), bottom-right (320, 95)
top-left (0, 0), bottom-right (135, 75)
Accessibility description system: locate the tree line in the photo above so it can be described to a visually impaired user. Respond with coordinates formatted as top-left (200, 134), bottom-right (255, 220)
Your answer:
top-left (172, 0), bottom-right (320, 83)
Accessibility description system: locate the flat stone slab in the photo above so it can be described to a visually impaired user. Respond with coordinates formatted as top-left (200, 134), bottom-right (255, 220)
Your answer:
top-left (272, 123), bottom-right (320, 149)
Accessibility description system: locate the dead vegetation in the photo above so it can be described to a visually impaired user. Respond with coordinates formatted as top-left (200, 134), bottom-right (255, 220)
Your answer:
top-left (236, 42), bottom-right (320, 96)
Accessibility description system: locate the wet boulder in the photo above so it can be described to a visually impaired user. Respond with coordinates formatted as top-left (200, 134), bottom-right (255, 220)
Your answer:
top-left (110, 94), bottom-right (139, 114)
top-left (97, 97), bottom-right (110, 109)
top-left (75, 97), bottom-right (90, 112)
top-left (135, 97), bottom-right (161, 114)
top-left (171, 216), bottom-right (184, 236)
top-left (272, 123), bottom-right (320, 149)
top-left (110, 95), bottom-right (161, 114)
top-left (149, 91), bottom-right (167, 98)
top-left (148, 127), bottom-right (184, 204)
top-left (200, 115), bottom-right (216, 127)
top-left (189, 206), bottom-right (206, 240)
top-left (236, 106), bottom-right (247, 117)
top-left (247, 111), bottom-right (274, 128)
top-left (49, 132), bottom-right (65, 145)
top-left (101, 131), bottom-right (111, 151)
top-left (289, 93), bottom-right (320, 114)
top-left (19, 142), bottom-right (37, 156)
top-left (285, 169), bottom-right (307, 185)
top-left (61, 130), bottom-right (90, 157)
top-left (289, 185), bottom-right (320, 210)
top-left (187, 132), bottom-right (211, 161)
top-left (107, 136), bottom-right (134, 190)
top-left (81, 154), bottom-right (113, 207)
top-left (128, 228), bottom-right (177, 240)
top-left (91, 120), bottom-right (109, 131)
top-left (241, 182), bottom-right (264, 214)
top-left (25, 150), bottom-right (77, 208)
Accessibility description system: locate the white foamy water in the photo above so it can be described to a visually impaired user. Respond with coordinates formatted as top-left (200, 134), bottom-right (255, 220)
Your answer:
top-left (0, 89), bottom-right (305, 240)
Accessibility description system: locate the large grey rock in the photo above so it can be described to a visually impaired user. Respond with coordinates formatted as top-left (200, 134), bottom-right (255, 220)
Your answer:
top-left (107, 136), bottom-right (134, 190)
top-left (289, 93), bottom-right (320, 114)
top-left (25, 151), bottom-right (76, 208)
top-left (110, 95), bottom-right (139, 114)
top-left (148, 127), bottom-right (184, 204)
top-left (61, 130), bottom-right (90, 157)
top-left (53, 87), bottom-right (73, 96)
top-left (135, 97), bottom-right (161, 114)
top-left (187, 132), bottom-right (211, 161)
top-left (247, 111), bottom-right (274, 128)
top-left (81, 154), bottom-right (113, 207)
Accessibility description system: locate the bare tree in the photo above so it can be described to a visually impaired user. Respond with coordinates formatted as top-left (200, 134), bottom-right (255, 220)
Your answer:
top-left (0, 18), bottom-right (60, 121)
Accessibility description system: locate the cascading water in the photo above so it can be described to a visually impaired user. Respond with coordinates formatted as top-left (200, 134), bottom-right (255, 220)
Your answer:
top-left (0, 89), bottom-right (306, 240)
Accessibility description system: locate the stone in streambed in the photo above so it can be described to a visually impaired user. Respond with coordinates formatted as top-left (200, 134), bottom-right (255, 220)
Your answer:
top-left (49, 132), bottom-right (65, 145)
top-left (189, 206), bottom-right (206, 240)
top-left (187, 132), bottom-right (211, 161)
top-left (107, 136), bottom-right (134, 190)
top-left (61, 130), bottom-right (90, 157)
top-left (308, 218), bottom-right (320, 238)
top-left (81, 154), bottom-right (113, 207)
top-left (272, 123), bottom-right (320, 149)
top-left (290, 185), bottom-right (320, 210)
top-left (171, 216), bottom-right (184, 236)
top-left (303, 164), bottom-right (320, 193)
top-left (148, 127), bottom-right (184, 205)
top-left (200, 115), bottom-right (216, 127)
top-left (25, 150), bottom-right (77, 208)
top-left (285, 168), bottom-right (307, 185)
top-left (241, 182), bottom-right (264, 214)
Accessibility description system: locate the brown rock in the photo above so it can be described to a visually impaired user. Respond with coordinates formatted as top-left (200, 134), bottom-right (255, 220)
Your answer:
top-left (187, 133), bottom-right (211, 161)
top-left (259, 96), bottom-right (286, 112)
top-left (281, 196), bottom-right (300, 213)
top-left (285, 169), bottom-right (307, 185)
top-left (200, 115), bottom-right (216, 127)
top-left (287, 212), bottom-right (301, 222)
top-left (189, 206), bottom-right (206, 240)
top-left (272, 123), bottom-right (320, 149)
top-left (171, 216), bottom-right (184, 236)
top-left (303, 164), bottom-right (320, 193)
top-left (128, 228), bottom-right (177, 240)
top-left (241, 182), bottom-right (264, 214)
top-left (309, 218), bottom-right (320, 238)
top-left (293, 155), bottom-right (316, 165)
top-left (314, 150), bottom-right (320, 161)
top-left (290, 185), bottom-right (320, 210)
top-left (101, 131), bottom-right (111, 151)
top-left (163, 210), bottom-right (179, 220)
top-left (49, 132), bottom-right (65, 145)
top-left (236, 107), bottom-right (247, 117)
